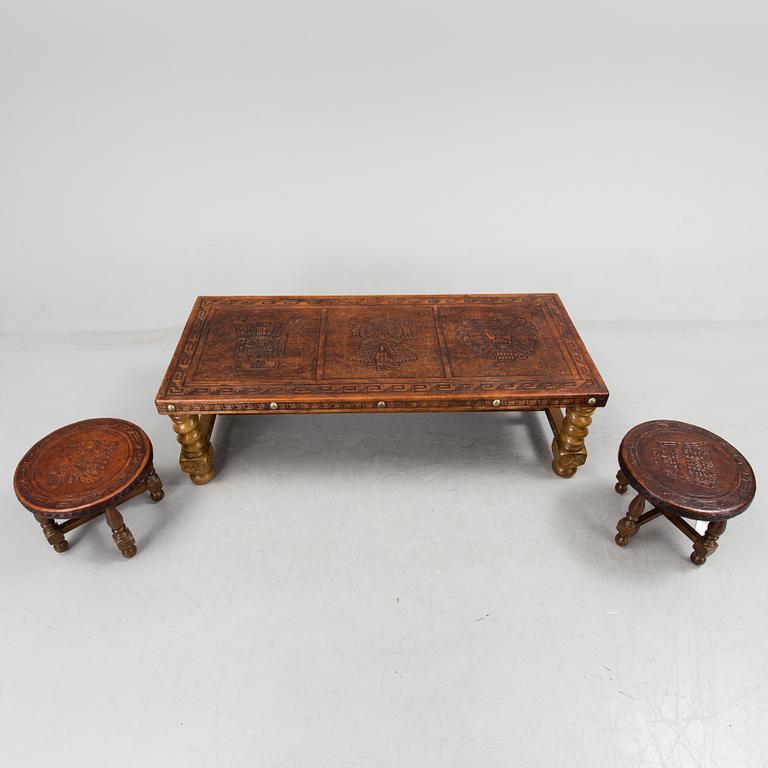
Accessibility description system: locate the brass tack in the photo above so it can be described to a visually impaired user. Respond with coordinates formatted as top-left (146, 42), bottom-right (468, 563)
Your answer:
top-left (587, 397), bottom-right (597, 406)
top-left (269, 402), bottom-right (279, 410)
top-left (166, 404), bottom-right (176, 412)
top-left (492, 399), bottom-right (502, 407)
top-left (377, 401), bottom-right (386, 408)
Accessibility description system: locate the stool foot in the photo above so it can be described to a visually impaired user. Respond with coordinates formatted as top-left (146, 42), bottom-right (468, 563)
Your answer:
top-left (615, 469), bottom-right (629, 494)
top-left (105, 506), bottom-right (137, 558)
top-left (615, 493), bottom-right (645, 547)
top-left (145, 466), bottom-right (164, 501)
top-left (35, 514), bottom-right (69, 553)
top-left (691, 520), bottom-right (727, 566)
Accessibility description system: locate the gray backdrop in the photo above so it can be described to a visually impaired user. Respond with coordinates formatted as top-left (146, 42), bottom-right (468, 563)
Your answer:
top-left (2, 0), bottom-right (766, 331)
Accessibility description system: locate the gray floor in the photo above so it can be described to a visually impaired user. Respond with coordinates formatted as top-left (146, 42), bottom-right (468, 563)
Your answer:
top-left (1, 323), bottom-right (766, 768)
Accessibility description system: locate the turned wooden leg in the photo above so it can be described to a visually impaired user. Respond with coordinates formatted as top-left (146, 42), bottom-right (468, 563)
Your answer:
top-left (34, 513), bottom-right (69, 553)
top-left (551, 406), bottom-right (595, 478)
top-left (615, 468), bottom-right (629, 494)
top-left (105, 506), bottom-right (137, 558)
top-left (615, 493), bottom-right (645, 546)
top-left (691, 520), bottom-right (727, 566)
top-left (170, 413), bottom-right (215, 485)
top-left (145, 466), bottom-right (164, 501)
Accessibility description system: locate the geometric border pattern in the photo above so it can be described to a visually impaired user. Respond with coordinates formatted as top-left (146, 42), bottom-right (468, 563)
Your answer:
top-left (619, 420), bottom-right (756, 520)
top-left (156, 294), bottom-right (609, 413)
top-left (14, 418), bottom-right (152, 518)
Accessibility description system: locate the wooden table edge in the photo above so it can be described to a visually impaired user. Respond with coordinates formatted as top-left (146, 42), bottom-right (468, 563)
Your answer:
top-left (154, 392), bottom-right (609, 415)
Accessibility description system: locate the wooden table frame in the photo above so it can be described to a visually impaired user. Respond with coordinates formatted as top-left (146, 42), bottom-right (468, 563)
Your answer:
top-left (156, 294), bottom-right (609, 483)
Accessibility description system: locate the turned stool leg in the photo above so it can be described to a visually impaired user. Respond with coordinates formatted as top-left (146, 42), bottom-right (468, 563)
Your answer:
top-left (105, 506), bottom-right (137, 559)
top-left (615, 493), bottom-right (645, 547)
top-left (691, 520), bottom-right (727, 566)
top-left (145, 466), bottom-right (164, 501)
top-left (615, 469), bottom-right (629, 494)
top-left (34, 513), bottom-right (69, 553)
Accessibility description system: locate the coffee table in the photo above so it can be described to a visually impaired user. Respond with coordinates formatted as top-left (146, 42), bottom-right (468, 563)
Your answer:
top-left (156, 294), bottom-right (609, 483)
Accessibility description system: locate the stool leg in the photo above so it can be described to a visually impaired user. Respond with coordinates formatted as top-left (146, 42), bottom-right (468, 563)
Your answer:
top-left (34, 513), bottom-right (69, 553)
top-left (615, 469), bottom-right (629, 494)
top-left (691, 520), bottom-right (727, 566)
top-left (615, 493), bottom-right (645, 546)
top-left (145, 466), bottom-right (164, 501)
top-left (105, 506), bottom-right (137, 559)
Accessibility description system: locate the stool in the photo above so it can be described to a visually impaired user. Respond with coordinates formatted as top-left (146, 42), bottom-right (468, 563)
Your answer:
top-left (614, 420), bottom-right (756, 566)
top-left (13, 418), bottom-right (164, 558)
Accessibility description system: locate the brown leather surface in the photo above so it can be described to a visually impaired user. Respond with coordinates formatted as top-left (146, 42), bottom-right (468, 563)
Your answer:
top-left (619, 420), bottom-right (756, 521)
top-left (156, 294), bottom-right (608, 414)
top-left (14, 419), bottom-right (152, 518)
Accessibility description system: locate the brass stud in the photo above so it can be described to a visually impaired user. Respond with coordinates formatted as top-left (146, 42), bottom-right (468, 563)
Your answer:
top-left (377, 401), bottom-right (386, 408)
top-left (269, 402), bottom-right (279, 410)
top-left (587, 397), bottom-right (597, 406)
top-left (166, 404), bottom-right (176, 412)
top-left (492, 399), bottom-right (502, 407)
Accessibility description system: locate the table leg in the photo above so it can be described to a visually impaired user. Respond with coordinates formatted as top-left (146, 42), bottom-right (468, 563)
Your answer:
top-left (170, 413), bottom-right (216, 484)
top-left (550, 405), bottom-right (595, 478)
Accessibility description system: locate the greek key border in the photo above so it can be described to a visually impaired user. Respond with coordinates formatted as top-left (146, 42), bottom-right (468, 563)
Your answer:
top-left (15, 420), bottom-right (151, 516)
top-left (160, 295), bottom-right (603, 399)
top-left (162, 396), bottom-right (592, 413)
top-left (623, 421), bottom-right (755, 513)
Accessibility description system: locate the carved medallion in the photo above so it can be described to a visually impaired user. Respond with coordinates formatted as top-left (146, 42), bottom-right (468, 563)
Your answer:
top-left (652, 440), bottom-right (719, 490)
top-left (233, 316), bottom-right (300, 370)
top-left (48, 440), bottom-right (118, 487)
top-left (457, 313), bottom-right (540, 361)
top-left (348, 314), bottom-right (418, 371)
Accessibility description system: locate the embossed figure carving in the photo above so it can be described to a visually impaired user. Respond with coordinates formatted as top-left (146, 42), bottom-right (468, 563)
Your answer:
top-left (348, 314), bottom-right (418, 371)
top-left (233, 316), bottom-right (300, 370)
top-left (652, 440), bottom-right (719, 489)
top-left (457, 313), bottom-right (540, 361)
top-left (48, 440), bottom-right (118, 487)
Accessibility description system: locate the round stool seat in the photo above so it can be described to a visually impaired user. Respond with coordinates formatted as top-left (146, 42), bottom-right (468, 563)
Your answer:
top-left (619, 420), bottom-right (756, 521)
top-left (14, 418), bottom-right (153, 519)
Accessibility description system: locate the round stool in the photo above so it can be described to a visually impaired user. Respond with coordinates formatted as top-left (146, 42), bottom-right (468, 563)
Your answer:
top-left (13, 418), bottom-right (164, 558)
top-left (614, 420), bottom-right (756, 566)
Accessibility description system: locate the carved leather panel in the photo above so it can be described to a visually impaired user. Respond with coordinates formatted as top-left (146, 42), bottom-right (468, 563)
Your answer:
top-left (156, 294), bottom-right (609, 411)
